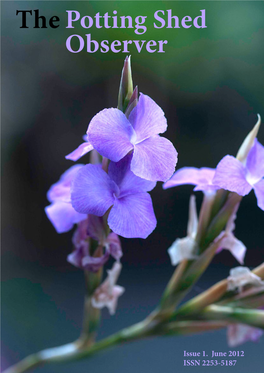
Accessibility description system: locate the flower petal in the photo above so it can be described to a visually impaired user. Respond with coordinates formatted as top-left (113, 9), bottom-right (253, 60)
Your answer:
top-left (227, 324), bottom-right (263, 347)
top-left (131, 135), bottom-right (178, 182)
top-left (128, 93), bottom-right (167, 142)
top-left (71, 164), bottom-right (116, 216)
top-left (213, 156), bottom-right (252, 196)
top-left (217, 235), bottom-right (246, 265)
top-left (47, 164), bottom-right (84, 203)
top-left (91, 262), bottom-right (124, 315)
top-left (227, 267), bottom-right (264, 292)
top-left (108, 193), bottom-right (157, 238)
top-left (86, 215), bottom-right (106, 242)
top-left (106, 232), bottom-right (123, 261)
top-left (92, 285), bottom-right (125, 315)
top-left (187, 195), bottom-right (198, 238)
top-left (65, 142), bottom-right (93, 161)
top-left (253, 179), bottom-right (264, 211)
top-left (45, 202), bottom-right (86, 233)
top-left (108, 155), bottom-right (156, 196)
top-left (246, 140), bottom-right (264, 182)
top-left (87, 108), bottom-right (134, 162)
top-left (81, 251), bottom-right (110, 273)
top-left (168, 237), bottom-right (197, 266)
top-left (163, 167), bottom-right (216, 191)
top-left (72, 219), bottom-right (90, 250)
top-left (67, 246), bottom-right (84, 268)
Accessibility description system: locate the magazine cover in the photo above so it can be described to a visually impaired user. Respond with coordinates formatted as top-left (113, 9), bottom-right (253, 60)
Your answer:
top-left (2, 1), bottom-right (264, 372)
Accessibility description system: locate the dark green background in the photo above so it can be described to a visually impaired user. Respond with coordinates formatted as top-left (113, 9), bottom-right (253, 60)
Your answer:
top-left (2, 1), bottom-right (264, 372)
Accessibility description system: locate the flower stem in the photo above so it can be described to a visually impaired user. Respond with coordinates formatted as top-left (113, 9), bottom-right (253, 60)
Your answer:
top-left (2, 317), bottom-right (231, 373)
top-left (170, 262), bottom-right (264, 319)
top-left (201, 305), bottom-right (264, 329)
top-left (3, 320), bottom-right (153, 373)
top-left (201, 192), bottom-right (242, 251)
top-left (80, 266), bottom-right (103, 347)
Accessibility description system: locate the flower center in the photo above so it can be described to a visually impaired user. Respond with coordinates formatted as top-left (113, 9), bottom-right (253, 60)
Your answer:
top-left (129, 128), bottom-right (137, 145)
top-left (246, 172), bottom-right (261, 186)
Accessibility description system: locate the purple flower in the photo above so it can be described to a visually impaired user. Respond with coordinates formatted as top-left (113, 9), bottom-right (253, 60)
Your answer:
top-left (67, 216), bottom-right (122, 272)
top-left (163, 167), bottom-right (217, 192)
top-left (86, 93), bottom-right (178, 182)
top-left (71, 155), bottom-right (157, 239)
top-left (45, 165), bottom-right (86, 233)
top-left (213, 140), bottom-right (264, 210)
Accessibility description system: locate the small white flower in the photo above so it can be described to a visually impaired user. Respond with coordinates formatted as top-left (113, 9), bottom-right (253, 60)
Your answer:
top-left (92, 262), bottom-right (125, 315)
top-left (216, 204), bottom-right (246, 264)
top-left (168, 195), bottom-right (198, 266)
top-left (227, 267), bottom-right (264, 292)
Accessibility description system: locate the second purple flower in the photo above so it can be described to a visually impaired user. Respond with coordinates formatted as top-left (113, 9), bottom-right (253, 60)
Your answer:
top-left (71, 155), bottom-right (157, 239)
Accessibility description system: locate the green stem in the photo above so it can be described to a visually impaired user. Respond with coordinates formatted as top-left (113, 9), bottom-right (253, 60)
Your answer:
top-left (80, 260), bottom-right (103, 346)
top-left (201, 305), bottom-right (264, 329)
top-left (155, 237), bottom-right (222, 317)
top-left (201, 193), bottom-right (241, 250)
top-left (154, 192), bottom-right (242, 319)
top-left (3, 317), bottom-right (231, 373)
top-left (3, 320), bottom-right (153, 373)
top-left (208, 190), bottom-right (229, 227)
top-left (157, 320), bottom-right (229, 336)
top-left (175, 262), bottom-right (264, 317)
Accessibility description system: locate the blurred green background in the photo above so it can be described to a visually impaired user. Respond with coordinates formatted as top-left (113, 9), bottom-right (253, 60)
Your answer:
top-left (1, 1), bottom-right (264, 372)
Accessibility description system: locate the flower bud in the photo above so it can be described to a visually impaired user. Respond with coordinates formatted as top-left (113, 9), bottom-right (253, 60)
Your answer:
top-left (118, 56), bottom-right (134, 112)
top-left (236, 114), bottom-right (261, 164)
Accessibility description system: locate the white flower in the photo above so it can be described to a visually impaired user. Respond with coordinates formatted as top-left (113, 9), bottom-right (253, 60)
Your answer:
top-left (168, 195), bottom-right (198, 266)
top-left (227, 267), bottom-right (264, 292)
top-left (216, 205), bottom-right (246, 264)
top-left (91, 262), bottom-right (125, 315)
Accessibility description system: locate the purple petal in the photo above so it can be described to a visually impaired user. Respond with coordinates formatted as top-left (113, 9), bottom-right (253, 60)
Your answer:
top-left (246, 140), bottom-right (264, 183)
top-left (45, 202), bottom-right (86, 233)
top-left (108, 193), bottom-right (157, 239)
top-left (67, 246), bottom-right (86, 268)
top-left (107, 232), bottom-right (123, 260)
top-left (72, 219), bottom-right (90, 249)
top-left (163, 167), bottom-right (215, 190)
top-left (82, 251), bottom-right (110, 272)
top-left (227, 324), bottom-right (263, 347)
top-left (131, 135), bottom-right (178, 182)
top-left (87, 108), bottom-right (134, 162)
top-left (108, 155), bottom-right (156, 196)
top-left (65, 142), bottom-right (93, 161)
top-left (253, 179), bottom-right (264, 210)
top-left (71, 164), bottom-right (117, 216)
top-left (47, 164), bottom-right (84, 203)
top-left (194, 184), bottom-right (219, 192)
top-left (213, 155), bottom-right (252, 196)
top-left (128, 93), bottom-right (167, 142)
top-left (68, 244), bottom-right (110, 272)
top-left (86, 215), bottom-right (105, 242)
